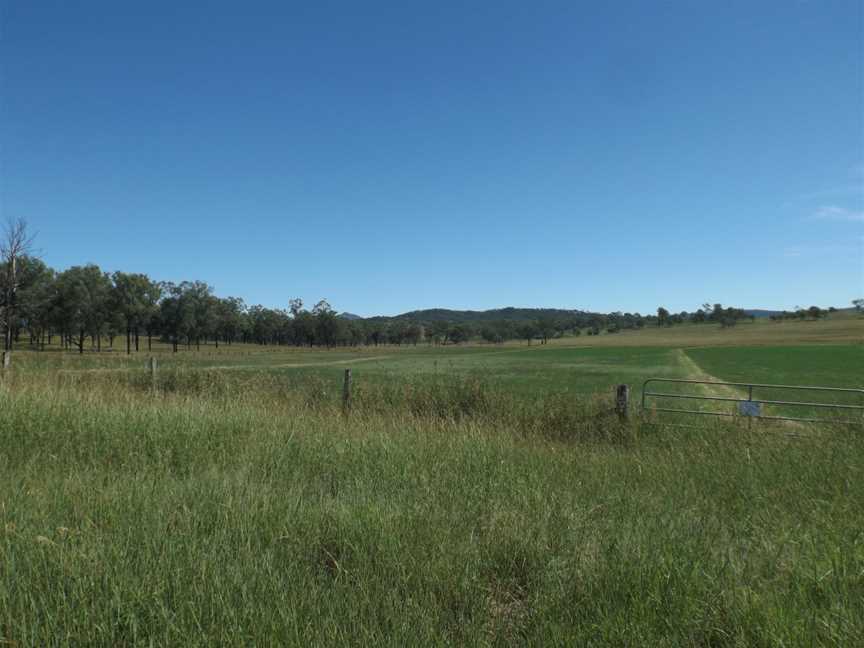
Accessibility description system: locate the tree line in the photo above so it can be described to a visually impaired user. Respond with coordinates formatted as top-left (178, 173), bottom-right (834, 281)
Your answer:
top-left (767, 306), bottom-right (835, 322)
top-left (0, 221), bottom-right (851, 353)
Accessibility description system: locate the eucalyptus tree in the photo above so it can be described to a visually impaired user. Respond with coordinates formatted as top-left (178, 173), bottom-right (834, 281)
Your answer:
top-left (347, 320), bottom-right (365, 347)
top-left (428, 320), bottom-right (449, 345)
top-left (447, 323), bottom-right (472, 344)
top-left (159, 282), bottom-right (196, 352)
top-left (214, 296), bottom-right (246, 346)
top-left (53, 265), bottom-right (112, 353)
top-left (158, 285), bottom-right (178, 351)
top-left (16, 256), bottom-right (55, 349)
top-left (313, 299), bottom-right (339, 348)
top-left (140, 280), bottom-right (162, 351)
top-left (480, 326), bottom-right (502, 344)
top-left (111, 272), bottom-right (161, 354)
top-left (536, 316), bottom-right (557, 344)
top-left (387, 321), bottom-right (407, 345)
top-left (404, 322), bottom-right (422, 346)
top-left (289, 298), bottom-right (303, 318)
top-left (516, 321), bottom-right (537, 345)
top-left (248, 305), bottom-right (277, 345)
top-left (0, 218), bottom-right (36, 350)
top-left (292, 310), bottom-right (316, 347)
top-left (186, 282), bottom-right (215, 349)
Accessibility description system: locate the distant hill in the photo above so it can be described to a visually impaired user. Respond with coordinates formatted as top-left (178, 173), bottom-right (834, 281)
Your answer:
top-left (743, 309), bottom-right (783, 318)
top-left (347, 306), bottom-right (852, 323)
top-left (367, 307), bottom-right (594, 323)
top-left (744, 307), bottom-right (852, 318)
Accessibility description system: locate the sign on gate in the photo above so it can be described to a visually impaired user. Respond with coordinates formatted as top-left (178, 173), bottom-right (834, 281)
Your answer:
top-left (641, 378), bottom-right (864, 427)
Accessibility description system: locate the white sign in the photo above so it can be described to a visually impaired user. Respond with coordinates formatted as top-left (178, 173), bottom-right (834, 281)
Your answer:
top-left (738, 401), bottom-right (761, 417)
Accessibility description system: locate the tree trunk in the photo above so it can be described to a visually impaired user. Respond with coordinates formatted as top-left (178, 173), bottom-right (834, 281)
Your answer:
top-left (126, 328), bottom-right (131, 355)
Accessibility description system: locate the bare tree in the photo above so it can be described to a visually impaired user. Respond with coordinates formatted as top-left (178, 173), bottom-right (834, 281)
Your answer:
top-left (0, 219), bottom-right (36, 351)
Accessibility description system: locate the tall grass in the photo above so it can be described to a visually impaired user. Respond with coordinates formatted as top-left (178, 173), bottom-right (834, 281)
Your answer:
top-left (0, 368), bottom-right (861, 645)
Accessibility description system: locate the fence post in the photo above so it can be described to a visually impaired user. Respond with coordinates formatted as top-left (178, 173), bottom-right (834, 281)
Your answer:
top-left (149, 356), bottom-right (157, 383)
top-left (2, 351), bottom-right (10, 369)
top-left (342, 368), bottom-right (352, 416)
top-left (616, 384), bottom-right (629, 420)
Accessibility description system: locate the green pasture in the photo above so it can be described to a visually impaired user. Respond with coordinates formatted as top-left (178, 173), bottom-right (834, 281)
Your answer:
top-left (685, 344), bottom-right (863, 390)
top-left (6, 316), bottom-right (862, 413)
top-left (2, 315), bottom-right (863, 644)
top-left (1, 371), bottom-right (862, 645)
top-left (263, 345), bottom-right (692, 399)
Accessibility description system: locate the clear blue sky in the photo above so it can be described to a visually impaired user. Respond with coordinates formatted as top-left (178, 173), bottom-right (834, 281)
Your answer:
top-left (1, 1), bottom-right (862, 316)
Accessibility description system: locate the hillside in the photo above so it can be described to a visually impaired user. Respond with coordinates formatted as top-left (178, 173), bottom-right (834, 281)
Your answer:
top-left (367, 306), bottom-right (595, 323)
top-left (743, 309), bottom-right (783, 318)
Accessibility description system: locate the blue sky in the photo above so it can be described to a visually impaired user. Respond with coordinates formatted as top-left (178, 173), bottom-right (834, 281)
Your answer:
top-left (1, 1), bottom-right (862, 316)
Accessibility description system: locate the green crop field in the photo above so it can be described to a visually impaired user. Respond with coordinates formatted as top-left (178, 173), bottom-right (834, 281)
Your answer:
top-left (685, 344), bottom-right (864, 390)
top-left (2, 314), bottom-right (863, 645)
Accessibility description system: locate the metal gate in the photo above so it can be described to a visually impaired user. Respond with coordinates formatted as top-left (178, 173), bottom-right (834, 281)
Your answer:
top-left (641, 378), bottom-right (864, 427)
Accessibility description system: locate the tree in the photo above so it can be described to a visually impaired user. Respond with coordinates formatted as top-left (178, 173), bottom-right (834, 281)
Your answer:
top-left (248, 304), bottom-right (281, 345)
top-left (516, 322), bottom-right (537, 345)
top-left (111, 272), bottom-right (160, 354)
top-left (52, 270), bottom-right (88, 351)
top-left (0, 218), bottom-right (36, 351)
top-left (289, 298), bottom-right (304, 318)
top-left (853, 298), bottom-right (864, 313)
top-left (313, 299), bottom-right (340, 348)
top-left (214, 296), bottom-right (246, 345)
top-left (807, 306), bottom-right (823, 320)
top-left (656, 307), bottom-right (670, 327)
top-left (429, 320), bottom-right (450, 345)
top-left (53, 265), bottom-right (112, 353)
top-left (16, 256), bottom-right (54, 349)
top-left (536, 316), bottom-right (557, 344)
top-left (448, 323), bottom-right (471, 344)
top-left (480, 326), bottom-right (502, 344)
top-left (293, 310), bottom-right (316, 347)
top-left (159, 282), bottom-right (209, 352)
top-left (404, 322), bottom-right (422, 345)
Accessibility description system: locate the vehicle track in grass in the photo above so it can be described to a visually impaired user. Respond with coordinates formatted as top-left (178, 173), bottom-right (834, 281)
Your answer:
top-left (54, 354), bottom-right (392, 374)
top-left (677, 349), bottom-right (809, 432)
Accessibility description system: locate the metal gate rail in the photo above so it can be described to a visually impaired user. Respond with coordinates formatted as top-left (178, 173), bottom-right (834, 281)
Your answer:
top-left (641, 378), bottom-right (864, 426)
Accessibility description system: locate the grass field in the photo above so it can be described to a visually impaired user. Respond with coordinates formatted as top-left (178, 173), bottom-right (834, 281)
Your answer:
top-left (685, 344), bottom-right (864, 389)
top-left (1, 314), bottom-right (862, 645)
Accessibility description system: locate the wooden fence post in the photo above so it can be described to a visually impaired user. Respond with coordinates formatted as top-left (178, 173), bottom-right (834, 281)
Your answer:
top-left (342, 369), bottom-right (352, 416)
top-left (149, 357), bottom-right (157, 383)
top-left (2, 351), bottom-right (10, 369)
top-left (616, 384), bottom-right (629, 420)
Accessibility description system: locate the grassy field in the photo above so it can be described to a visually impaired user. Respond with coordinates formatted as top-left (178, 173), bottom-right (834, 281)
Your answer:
top-left (1, 314), bottom-right (862, 645)
top-left (685, 344), bottom-right (864, 390)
